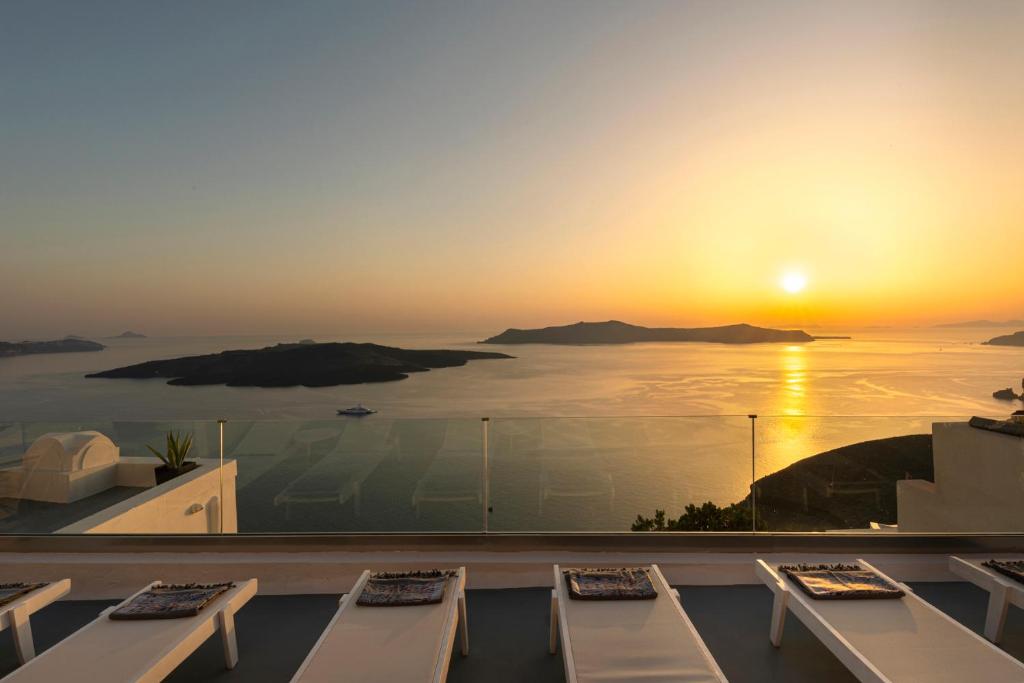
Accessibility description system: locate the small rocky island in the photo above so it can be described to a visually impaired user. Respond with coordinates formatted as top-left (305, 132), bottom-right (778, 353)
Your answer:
top-left (1, 337), bottom-right (106, 358)
top-left (993, 378), bottom-right (1024, 402)
top-left (983, 331), bottom-right (1024, 347)
top-left (481, 320), bottom-right (813, 345)
top-left (86, 342), bottom-right (512, 387)
top-left (108, 331), bottom-right (146, 339)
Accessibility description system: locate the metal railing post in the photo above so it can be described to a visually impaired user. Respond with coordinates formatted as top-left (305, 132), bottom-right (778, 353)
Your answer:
top-left (748, 414), bottom-right (757, 533)
top-left (217, 419), bottom-right (226, 534)
top-left (482, 417), bottom-right (490, 533)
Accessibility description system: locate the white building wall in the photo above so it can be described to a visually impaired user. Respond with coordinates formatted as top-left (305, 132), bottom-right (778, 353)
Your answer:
top-left (898, 422), bottom-right (1024, 532)
top-left (57, 458), bottom-right (237, 534)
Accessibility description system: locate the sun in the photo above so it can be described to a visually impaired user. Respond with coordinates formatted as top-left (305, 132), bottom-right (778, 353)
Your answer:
top-left (780, 271), bottom-right (807, 294)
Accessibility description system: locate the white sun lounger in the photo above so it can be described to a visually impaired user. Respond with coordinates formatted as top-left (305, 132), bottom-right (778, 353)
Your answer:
top-left (412, 453), bottom-right (483, 515)
top-left (0, 579), bottom-right (71, 665)
top-left (949, 555), bottom-right (1024, 643)
top-left (274, 421), bottom-right (396, 517)
top-left (290, 566), bottom-right (468, 683)
top-left (533, 416), bottom-right (618, 516)
top-left (756, 558), bottom-right (1024, 682)
top-left (274, 449), bottom-right (390, 517)
top-left (549, 564), bottom-right (727, 683)
top-left (538, 455), bottom-right (615, 515)
top-left (411, 421), bottom-right (485, 514)
top-left (2, 578), bottom-right (257, 683)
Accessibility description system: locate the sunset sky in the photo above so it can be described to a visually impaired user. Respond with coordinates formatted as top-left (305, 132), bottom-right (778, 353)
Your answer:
top-left (3, 1), bottom-right (1023, 338)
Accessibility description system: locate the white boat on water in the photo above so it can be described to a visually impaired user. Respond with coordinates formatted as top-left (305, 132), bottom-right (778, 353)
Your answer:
top-left (337, 404), bottom-right (376, 416)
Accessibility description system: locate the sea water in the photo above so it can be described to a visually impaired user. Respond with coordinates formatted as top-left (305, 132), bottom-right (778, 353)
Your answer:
top-left (0, 328), bottom-right (1020, 531)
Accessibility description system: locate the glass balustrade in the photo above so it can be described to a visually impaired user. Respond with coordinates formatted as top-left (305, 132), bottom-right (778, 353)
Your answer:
top-left (0, 412), bottom-right (1018, 534)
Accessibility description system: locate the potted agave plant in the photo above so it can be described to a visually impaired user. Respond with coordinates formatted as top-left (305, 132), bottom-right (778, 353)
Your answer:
top-left (147, 431), bottom-right (199, 484)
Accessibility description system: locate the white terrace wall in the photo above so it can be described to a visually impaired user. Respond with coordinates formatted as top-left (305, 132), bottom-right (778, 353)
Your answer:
top-left (898, 422), bottom-right (1024, 532)
top-left (58, 458), bottom-right (237, 534)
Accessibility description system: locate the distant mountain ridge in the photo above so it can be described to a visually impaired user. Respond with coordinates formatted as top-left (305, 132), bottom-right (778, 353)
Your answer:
top-left (0, 338), bottom-right (106, 357)
top-left (481, 320), bottom-right (813, 345)
top-left (108, 331), bottom-right (146, 338)
top-left (936, 319), bottom-right (1024, 328)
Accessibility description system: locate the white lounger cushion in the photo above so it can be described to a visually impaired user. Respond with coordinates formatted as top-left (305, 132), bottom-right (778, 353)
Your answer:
top-left (758, 560), bottom-right (1024, 683)
top-left (809, 593), bottom-right (1024, 680)
top-left (292, 567), bottom-right (467, 683)
top-left (3, 579), bottom-right (257, 683)
top-left (555, 564), bottom-right (725, 683)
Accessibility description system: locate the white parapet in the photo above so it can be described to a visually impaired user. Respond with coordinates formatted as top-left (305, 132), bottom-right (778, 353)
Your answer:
top-left (898, 421), bottom-right (1024, 532)
top-left (57, 457), bottom-right (238, 534)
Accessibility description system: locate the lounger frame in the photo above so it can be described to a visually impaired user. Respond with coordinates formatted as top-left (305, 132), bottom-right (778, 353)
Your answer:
top-left (0, 579), bottom-right (70, 664)
top-left (290, 566), bottom-right (468, 683)
top-left (949, 555), bottom-right (1024, 643)
top-left (549, 563), bottom-right (726, 683)
top-left (756, 558), bottom-right (1024, 683)
top-left (3, 578), bottom-right (257, 683)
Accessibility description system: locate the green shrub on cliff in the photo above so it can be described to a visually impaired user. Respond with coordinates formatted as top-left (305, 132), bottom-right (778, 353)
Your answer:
top-left (632, 501), bottom-right (764, 531)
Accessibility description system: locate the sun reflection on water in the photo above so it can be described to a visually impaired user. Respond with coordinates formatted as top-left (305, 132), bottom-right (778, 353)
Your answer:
top-left (781, 345), bottom-right (807, 416)
top-left (759, 344), bottom-right (816, 475)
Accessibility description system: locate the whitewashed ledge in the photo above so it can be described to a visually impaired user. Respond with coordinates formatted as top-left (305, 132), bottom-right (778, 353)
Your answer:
top-left (56, 458), bottom-right (237, 534)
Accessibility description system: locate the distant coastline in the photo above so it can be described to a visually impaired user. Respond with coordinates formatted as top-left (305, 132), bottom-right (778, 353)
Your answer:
top-left (0, 338), bottom-right (106, 358)
top-left (86, 341), bottom-right (512, 388)
top-left (936, 319), bottom-right (1024, 328)
top-left (481, 320), bottom-right (813, 345)
top-left (982, 331), bottom-right (1024, 347)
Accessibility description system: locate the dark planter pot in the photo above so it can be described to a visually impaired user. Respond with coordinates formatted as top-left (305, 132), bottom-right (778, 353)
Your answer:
top-left (154, 461), bottom-right (199, 485)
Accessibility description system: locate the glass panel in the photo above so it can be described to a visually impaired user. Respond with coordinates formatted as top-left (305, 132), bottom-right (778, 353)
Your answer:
top-left (227, 418), bottom-right (484, 532)
top-left (2, 414), bottom-right (1021, 535)
top-left (489, 416), bottom-right (753, 532)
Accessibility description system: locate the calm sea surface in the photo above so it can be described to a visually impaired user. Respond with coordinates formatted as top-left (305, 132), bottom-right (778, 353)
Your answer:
top-left (1, 328), bottom-right (1020, 531)
top-left (1, 327), bottom-right (1018, 420)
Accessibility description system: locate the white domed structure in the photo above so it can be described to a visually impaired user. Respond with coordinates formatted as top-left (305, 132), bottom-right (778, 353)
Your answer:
top-left (23, 432), bottom-right (119, 472)
top-left (18, 431), bottom-right (120, 502)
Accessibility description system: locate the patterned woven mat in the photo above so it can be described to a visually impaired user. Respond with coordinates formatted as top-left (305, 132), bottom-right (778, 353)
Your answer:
top-left (564, 567), bottom-right (658, 601)
top-left (356, 570), bottom-right (456, 607)
top-left (0, 583), bottom-right (48, 609)
top-left (780, 564), bottom-right (904, 600)
top-left (984, 560), bottom-right (1024, 585)
top-left (109, 583), bottom-right (234, 620)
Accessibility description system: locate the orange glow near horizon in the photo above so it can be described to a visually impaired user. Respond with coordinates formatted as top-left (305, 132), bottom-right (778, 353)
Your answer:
top-left (3, 2), bottom-right (1023, 338)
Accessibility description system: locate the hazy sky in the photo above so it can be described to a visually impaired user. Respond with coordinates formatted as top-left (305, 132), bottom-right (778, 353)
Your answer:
top-left (3, 1), bottom-right (1022, 338)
